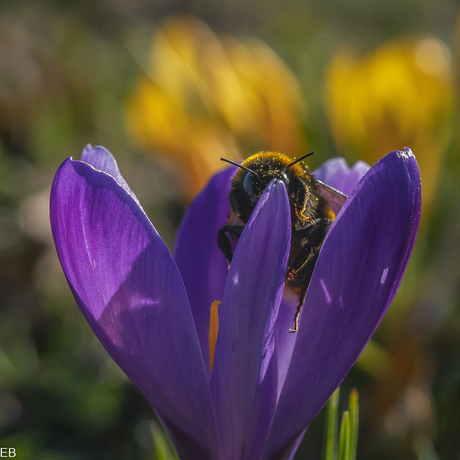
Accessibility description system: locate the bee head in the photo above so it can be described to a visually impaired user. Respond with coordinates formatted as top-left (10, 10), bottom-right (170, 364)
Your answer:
top-left (221, 152), bottom-right (315, 224)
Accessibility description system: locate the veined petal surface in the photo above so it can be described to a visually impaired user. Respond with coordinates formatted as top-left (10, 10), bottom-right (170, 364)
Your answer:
top-left (314, 157), bottom-right (370, 195)
top-left (81, 144), bottom-right (142, 206)
top-left (210, 180), bottom-right (291, 460)
top-left (263, 148), bottom-right (421, 459)
top-left (275, 293), bottom-right (298, 398)
top-left (50, 158), bottom-right (218, 460)
top-left (174, 166), bottom-right (235, 377)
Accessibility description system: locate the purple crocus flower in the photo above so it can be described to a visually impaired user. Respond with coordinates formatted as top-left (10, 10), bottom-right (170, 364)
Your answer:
top-left (50, 145), bottom-right (421, 460)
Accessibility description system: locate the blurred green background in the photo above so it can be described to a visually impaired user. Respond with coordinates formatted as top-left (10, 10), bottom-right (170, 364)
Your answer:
top-left (1, 0), bottom-right (460, 458)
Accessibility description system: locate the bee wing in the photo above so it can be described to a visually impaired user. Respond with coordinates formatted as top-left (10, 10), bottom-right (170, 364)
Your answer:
top-left (316, 180), bottom-right (348, 216)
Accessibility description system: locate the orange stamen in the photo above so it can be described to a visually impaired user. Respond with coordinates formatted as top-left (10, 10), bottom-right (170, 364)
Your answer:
top-left (209, 300), bottom-right (220, 373)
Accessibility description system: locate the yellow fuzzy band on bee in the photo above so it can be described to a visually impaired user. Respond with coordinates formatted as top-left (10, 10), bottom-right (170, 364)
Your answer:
top-left (322, 206), bottom-right (336, 221)
top-left (241, 152), bottom-right (307, 177)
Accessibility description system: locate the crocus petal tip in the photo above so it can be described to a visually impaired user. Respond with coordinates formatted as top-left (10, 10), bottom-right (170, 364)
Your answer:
top-left (398, 146), bottom-right (415, 159)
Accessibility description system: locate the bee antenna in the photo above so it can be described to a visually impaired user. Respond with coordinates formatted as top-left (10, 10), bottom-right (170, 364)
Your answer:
top-left (281, 151), bottom-right (315, 172)
top-left (220, 158), bottom-right (261, 181)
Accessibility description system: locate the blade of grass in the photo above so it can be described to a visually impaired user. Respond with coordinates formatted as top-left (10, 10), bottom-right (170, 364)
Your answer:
top-left (348, 389), bottom-right (359, 459)
top-left (337, 411), bottom-right (351, 460)
top-left (323, 387), bottom-right (340, 460)
top-left (150, 421), bottom-right (178, 460)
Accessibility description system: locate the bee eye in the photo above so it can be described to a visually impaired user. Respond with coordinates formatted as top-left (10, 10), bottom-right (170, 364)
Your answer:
top-left (243, 173), bottom-right (256, 199)
top-left (280, 171), bottom-right (289, 187)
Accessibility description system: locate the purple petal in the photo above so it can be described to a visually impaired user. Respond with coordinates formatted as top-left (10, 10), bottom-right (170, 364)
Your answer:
top-left (284, 429), bottom-right (308, 460)
top-left (263, 148), bottom-right (421, 460)
top-left (313, 157), bottom-right (370, 195)
top-left (81, 144), bottom-right (141, 206)
top-left (50, 158), bottom-right (218, 459)
top-left (275, 292), bottom-right (298, 399)
top-left (174, 166), bottom-right (236, 377)
top-left (210, 180), bottom-right (291, 460)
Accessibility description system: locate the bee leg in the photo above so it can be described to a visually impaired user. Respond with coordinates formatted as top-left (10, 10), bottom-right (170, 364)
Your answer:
top-left (295, 217), bottom-right (331, 244)
top-left (217, 225), bottom-right (245, 265)
top-left (288, 266), bottom-right (311, 333)
top-left (287, 243), bottom-right (322, 333)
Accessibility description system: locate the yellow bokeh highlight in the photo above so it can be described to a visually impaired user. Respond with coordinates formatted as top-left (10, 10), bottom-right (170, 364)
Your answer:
top-left (126, 16), bottom-right (306, 201)
top-left (326, 37), bottom-right (453, 216)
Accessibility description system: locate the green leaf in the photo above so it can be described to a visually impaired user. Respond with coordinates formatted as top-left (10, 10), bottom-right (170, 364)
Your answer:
top-left (150, 421), bottom-right (178, 460)
top-left (323, 387), bottom-right (340, 460)
top-left (337, 411), bottom-right (351, 460)
top-left (348, 389), bottom-right (359, 460)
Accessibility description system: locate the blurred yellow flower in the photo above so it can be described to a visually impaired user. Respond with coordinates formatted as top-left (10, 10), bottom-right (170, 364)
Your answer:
top-left (126, 16), bottom-right (306, 201)
top-left (326, 37), bottom-right (453, 215)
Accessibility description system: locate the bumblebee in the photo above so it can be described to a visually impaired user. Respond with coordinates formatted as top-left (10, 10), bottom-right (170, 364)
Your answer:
top-left (218, 152), bottom-right (347, 333)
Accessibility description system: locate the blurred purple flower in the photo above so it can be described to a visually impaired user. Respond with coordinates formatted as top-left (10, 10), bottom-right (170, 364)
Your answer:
top-left (50, 145), bottom-right (421, 460)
